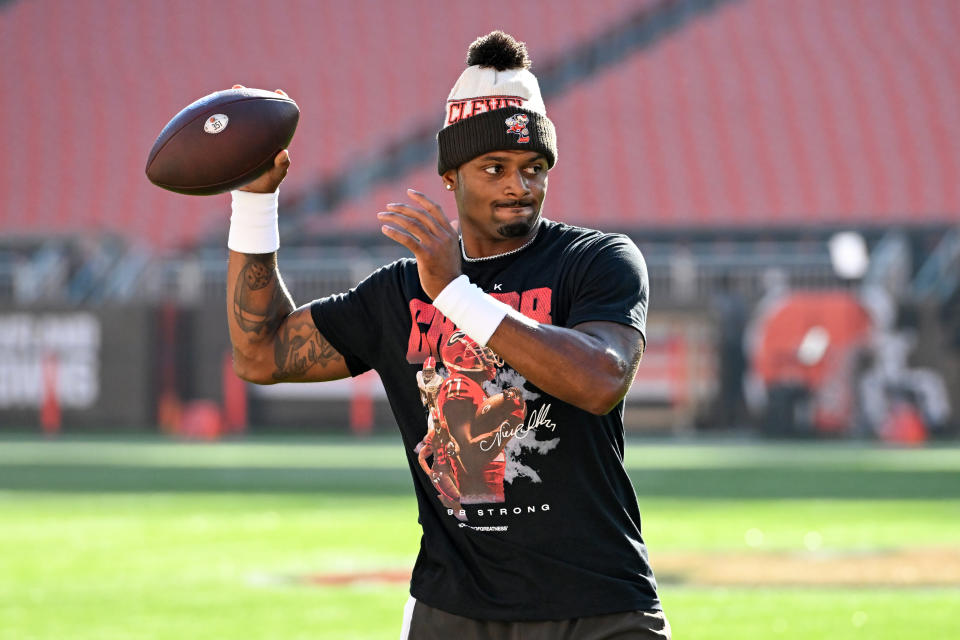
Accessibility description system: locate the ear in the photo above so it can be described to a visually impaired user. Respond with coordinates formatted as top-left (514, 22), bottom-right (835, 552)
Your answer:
top-left (441, 169), bottom-right (458, 192)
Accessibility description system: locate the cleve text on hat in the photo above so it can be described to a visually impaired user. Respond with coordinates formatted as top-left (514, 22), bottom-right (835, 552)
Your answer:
top-left (447, 95), bottom-right (527, 125)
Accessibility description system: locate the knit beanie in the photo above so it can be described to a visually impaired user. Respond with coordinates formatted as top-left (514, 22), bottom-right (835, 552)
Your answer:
top-left (437, 31), bottom-right (557, 175)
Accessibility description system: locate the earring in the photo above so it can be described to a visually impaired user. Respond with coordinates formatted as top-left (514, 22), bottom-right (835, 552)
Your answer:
top-left (445, 184), bottom-right (453, 190)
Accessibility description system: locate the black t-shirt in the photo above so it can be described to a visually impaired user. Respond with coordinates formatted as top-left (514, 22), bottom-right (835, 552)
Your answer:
top-left (310, 219), bottom-right (659, 621)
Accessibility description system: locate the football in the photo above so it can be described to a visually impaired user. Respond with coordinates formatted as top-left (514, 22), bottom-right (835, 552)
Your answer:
top-left (145, 88), bottom-right (299, 196)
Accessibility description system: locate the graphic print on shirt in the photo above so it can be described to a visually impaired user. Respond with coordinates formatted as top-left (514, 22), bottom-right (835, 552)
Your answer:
top-left (408, 287), bottom-right (559, 522)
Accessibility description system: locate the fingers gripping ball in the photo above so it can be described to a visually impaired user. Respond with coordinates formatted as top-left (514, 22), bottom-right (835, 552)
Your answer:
top-left (146, 88), bottom-right (299, 195)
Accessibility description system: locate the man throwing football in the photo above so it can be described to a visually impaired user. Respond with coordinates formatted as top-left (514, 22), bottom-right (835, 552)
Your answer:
top-left (226, 31), bottom-right (669, 640)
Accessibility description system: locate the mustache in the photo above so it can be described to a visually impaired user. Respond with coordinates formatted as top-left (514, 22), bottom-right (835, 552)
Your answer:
top-left (493, 198), bottom-right (536, 208)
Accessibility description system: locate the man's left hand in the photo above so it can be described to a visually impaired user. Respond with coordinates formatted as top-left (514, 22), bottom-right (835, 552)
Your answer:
top-left (379, 189), bottom-right (461, 299)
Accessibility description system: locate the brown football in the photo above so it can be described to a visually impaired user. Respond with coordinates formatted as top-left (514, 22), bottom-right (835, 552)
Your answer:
top-left (145, 88), bottom-right (299, 196)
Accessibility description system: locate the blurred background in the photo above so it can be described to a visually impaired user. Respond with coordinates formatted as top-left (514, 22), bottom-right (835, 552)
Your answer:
top-left (1, 1), bottom-right (958, 639)
top-left (2, 0), bottom-right (958, 441)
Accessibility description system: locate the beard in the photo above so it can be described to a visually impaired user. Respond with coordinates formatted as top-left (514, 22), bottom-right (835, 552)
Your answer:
top-left (497, 221), bottom-right (533, 238)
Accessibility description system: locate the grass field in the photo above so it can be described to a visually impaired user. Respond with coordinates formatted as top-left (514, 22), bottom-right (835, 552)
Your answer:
top-left (1, 436), bottom-right (958, 639)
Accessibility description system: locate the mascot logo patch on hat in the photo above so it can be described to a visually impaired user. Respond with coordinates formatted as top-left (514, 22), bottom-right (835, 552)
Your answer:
top-left (505, 114), bottom-right (530, 143)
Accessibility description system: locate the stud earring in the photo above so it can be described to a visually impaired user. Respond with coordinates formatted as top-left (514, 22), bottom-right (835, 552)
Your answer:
top-left (445, 184), bottom-right (453, 190)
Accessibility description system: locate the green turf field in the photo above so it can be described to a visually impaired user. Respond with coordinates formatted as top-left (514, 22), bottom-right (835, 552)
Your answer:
top-left (1, 437), bottom-right (958, 639)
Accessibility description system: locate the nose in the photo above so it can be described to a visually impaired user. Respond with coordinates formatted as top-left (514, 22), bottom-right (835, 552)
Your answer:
top-left (504, 168), bottom-right (531, 198)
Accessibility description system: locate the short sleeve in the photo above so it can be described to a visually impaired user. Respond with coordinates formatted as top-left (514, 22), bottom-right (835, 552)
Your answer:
top-left (310, 265), bottom-right (394, 376)
top-left (564, 234), bottom-right (649, 341)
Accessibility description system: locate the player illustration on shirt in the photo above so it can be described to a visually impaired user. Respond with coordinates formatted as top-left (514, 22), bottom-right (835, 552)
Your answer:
top-left (414, 331), bottom-right (527, 514)
top-left (414, 356), bottom-right (465, 517)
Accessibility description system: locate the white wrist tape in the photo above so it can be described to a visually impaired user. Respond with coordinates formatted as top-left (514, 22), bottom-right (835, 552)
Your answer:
top-left (431, 275), bottom-right (515, 346)
top-left (228, 189), bottom-right (279, 253)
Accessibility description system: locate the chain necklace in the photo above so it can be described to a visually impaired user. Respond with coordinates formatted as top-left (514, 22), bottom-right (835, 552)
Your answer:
top-left (460, 223), bottom-right (542, 263)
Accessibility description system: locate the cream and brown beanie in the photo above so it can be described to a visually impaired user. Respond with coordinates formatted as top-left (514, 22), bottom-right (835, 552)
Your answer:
top-left (437, 31), bottom-right (558, 175)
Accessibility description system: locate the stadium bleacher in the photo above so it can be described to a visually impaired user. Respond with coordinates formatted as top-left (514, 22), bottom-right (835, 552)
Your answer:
top-left (1, 0), bottom-right (648, 248)
top-left (2, 0), bottom-right (958, 250)
top-left (2, 0), bottom-right (958, 438)
top-left (310, 0), bottom-right (960, 235)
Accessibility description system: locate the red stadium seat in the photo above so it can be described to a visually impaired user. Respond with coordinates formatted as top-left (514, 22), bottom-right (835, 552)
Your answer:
top-left (1, 0), bottom-right (958, 248)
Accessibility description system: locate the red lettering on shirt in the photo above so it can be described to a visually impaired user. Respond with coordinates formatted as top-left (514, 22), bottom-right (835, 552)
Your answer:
top-left (490, 291), bottom-right (521, 310)
top-left (520, 287), bottom-right (552, 324)
top-left (407, 287), bottom-right (554, 364)
top-left (407, 299), bottom-right (456, 363)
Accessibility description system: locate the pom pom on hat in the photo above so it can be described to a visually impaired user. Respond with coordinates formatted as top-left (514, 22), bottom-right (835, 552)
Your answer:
top-left (466, 31), bottom-right (531, 70)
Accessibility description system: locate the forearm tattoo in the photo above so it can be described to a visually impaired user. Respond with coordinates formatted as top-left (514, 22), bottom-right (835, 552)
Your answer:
top-left (272, 314), bottom-right (343, 380)
top-left (232, 254), bottom-right (343, 379)
top-left (233, 256), bottom-right (289, 335)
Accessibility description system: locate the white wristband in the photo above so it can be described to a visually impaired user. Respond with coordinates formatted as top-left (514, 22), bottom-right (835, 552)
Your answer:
top-left (431, 275), bottom-right (515, 347)
top-left (228, 189), bottom-right (279, 254)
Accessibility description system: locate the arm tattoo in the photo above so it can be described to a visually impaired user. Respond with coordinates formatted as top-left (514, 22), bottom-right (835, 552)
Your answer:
top-left (231, 254), bottom-right (342, 380)
top-left (273, 314), bottom-right (343, 379)
top-left (232, 256), bottom-right (290, 335)
top-left (244, 261), bottom-right (271, 290)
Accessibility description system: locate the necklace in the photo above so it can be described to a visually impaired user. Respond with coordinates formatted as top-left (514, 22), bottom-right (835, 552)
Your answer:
top-left (460, 223), bottom-right (542, 263)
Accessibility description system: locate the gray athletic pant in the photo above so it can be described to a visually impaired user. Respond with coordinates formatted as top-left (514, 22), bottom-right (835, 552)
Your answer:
top-left (400, 597), bottom-right (671, 640)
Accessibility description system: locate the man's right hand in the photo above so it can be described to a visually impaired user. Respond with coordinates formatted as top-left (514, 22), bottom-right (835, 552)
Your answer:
top-left (239, 148), bottom-right (290, 193)
top-left (233, 84), bottom-right (292, 194)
